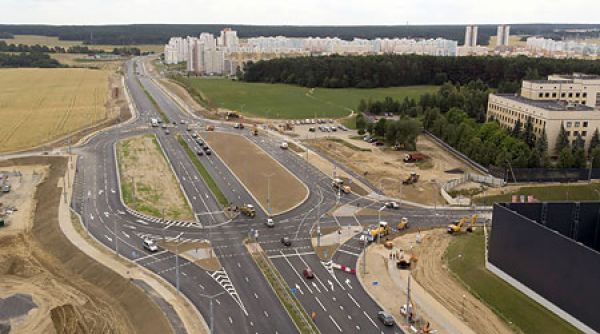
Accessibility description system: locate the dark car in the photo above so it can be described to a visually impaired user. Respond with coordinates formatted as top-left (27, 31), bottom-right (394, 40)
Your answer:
top-left (196, 149), bottom-right (204, 156)
top-left (205, 149), bottom-right (212, 155)
top-left (303, 268), bottom-right (314, 279)
top-left (196, 139), bottom-right (204, 146)
top-left (203, 145), bottom-right (210, 151)
top-left (377, 311), bottom-right (394, 326)
top-left (281, 237), bottom-right (292, 247)
top-left (374, 141), bottom-right (384, 146)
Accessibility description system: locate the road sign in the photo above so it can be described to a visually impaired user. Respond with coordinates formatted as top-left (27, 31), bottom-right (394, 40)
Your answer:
top-left (291, 287), bottom-right (297, 295)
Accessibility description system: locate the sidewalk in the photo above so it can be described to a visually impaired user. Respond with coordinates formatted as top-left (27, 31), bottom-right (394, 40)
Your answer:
top-left (58, 154), bottom-right (209, 334)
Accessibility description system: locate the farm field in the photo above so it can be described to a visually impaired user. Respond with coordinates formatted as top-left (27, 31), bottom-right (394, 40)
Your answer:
top-left (201, 132), bottom-right (308, 215)
top-left (116, 134), bottom-right (194, 221)
top-left (0, 34), bottom-right (163, 53)
top-left (177, 77), bottom-right (437, 119)
top-left (446, 230), bottom-right (581, 334)
top-left (0, 68), bottom-right (114, 152)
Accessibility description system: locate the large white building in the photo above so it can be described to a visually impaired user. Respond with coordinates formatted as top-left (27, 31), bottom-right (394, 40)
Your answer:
top-left (496, 25), bottom-right (510, 47)
top-left (526, 37), bottom-right (600, 58)
top-left (464, 25), bottom-right (478, 47)
top-left (486, 73), bottom-right (600, 153)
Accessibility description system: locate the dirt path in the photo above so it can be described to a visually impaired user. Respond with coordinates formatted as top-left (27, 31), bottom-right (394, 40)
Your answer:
top-left (117, 134), bottom-right (194, 220)
top-left (411, 229), bottom-right (513, 334)
top-left (307, 136), bottom-right (474, 205)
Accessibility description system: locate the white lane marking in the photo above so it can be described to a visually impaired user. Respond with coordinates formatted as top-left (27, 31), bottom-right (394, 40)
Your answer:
top-left (315, 296), bottom-right (327, 311)
top-left (347, 293), bottom-right (360, 308)
top-left (311, 282), bottom-right (321, 293)
top-left (364, 311), bottom-right (378, 328)
top-left (329, 315), bottom-right (342, 332)
top-left (104, 235), bottom-right (112, 242)
top-left (122, 231), bottom-right (130, 238)
top-left (345, 278), bottom-right (353, 290)
top-left (198, 283), bottom-right (205, 289)
top-left (264, 310), bottom-right (269, 318)
top-left (295, 284), bottom-right (304, 295)
top-left (228, 316), bottom-right (233, 324)
top-left (215, 298), bottom-right (221, 305)
top-left (254, 293), bottom-right (259, 299)
top-left (134, 250), bottom-right (168, 262)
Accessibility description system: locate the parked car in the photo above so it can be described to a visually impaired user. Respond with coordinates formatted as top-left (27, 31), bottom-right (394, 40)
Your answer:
top-left (165, 129), bottom-right (170, 135)
top-left (303, 267), bottom-right (314, 279)
top-left (281, 237), bottom-right (292, 246)
top-left (196, 149), bottom-right (204, 156)
top-left (309, 127), bottom-right (316, 132)
top-left (205, 149), bottom-right (212, 155)
top-left (377, 311), bottom-right (395, 326)
top-left (385, 201), bottom-right (400, 209)
top-left (265, 218), bottom-right (275, 227)
top-left (192, 133), bottom-right (198, 138)
top-left (374, 141), bottom-right (384, 146)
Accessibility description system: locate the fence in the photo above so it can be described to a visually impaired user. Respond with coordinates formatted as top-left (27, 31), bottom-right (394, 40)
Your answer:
top-left (441, 173), bottom-right (505, 206)
top-left (489, 165), bottom-right (600, 183)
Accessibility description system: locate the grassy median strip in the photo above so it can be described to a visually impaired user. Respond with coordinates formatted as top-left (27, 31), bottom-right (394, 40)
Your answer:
top-left (251, 248), bottom-right (319, 334)
top-left (176, 134), bottom-right (229, 207)
top-left (136, 77), bottom-right (170, 123)
top-left (446, 230), bottom-right (580, 334)
top-left (116, 134), bottom-right (194, 220)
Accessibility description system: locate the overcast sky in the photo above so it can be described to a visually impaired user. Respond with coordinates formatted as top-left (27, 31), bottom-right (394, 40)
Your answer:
top-left (3, 0), bottom-right (600, 25)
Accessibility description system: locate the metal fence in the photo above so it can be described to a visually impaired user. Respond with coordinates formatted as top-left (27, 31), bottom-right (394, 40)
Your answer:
top-left (488, 165), bottom-right (600, 183)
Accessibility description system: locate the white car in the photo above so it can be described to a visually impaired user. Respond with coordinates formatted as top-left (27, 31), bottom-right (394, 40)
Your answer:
top-left (280, 142), bottom-right (289, 149)
top-left (385, 201), bottom-right (400, 209)
top-left (143, 238), bottom-right (159, 252)
top-left (266, 218), bottom-right (275, 227)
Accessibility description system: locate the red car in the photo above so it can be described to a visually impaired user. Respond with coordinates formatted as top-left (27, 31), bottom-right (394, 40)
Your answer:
top-left (303, 268), bottom-right (314, 279)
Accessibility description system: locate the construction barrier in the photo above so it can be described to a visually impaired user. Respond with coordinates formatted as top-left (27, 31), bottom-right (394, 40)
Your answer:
top-left (331, 263), bottom-right (356, 274)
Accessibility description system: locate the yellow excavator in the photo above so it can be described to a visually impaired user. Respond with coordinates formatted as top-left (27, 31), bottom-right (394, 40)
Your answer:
top-left (447, 214), bottom-right (478, 234)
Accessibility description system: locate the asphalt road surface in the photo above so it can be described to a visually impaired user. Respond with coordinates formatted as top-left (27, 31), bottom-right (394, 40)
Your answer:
top-left (70, 57), bottom-right (487, 334)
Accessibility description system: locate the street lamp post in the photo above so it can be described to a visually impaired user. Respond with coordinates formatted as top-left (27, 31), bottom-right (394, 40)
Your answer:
top-left (198, 291), bottom-right (227, 334)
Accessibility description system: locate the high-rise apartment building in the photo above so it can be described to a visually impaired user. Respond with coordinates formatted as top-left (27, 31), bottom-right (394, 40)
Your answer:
top-left (496, 25), bottom-right (510, 47)
top-left (464, 25), bottom-right (478, 47)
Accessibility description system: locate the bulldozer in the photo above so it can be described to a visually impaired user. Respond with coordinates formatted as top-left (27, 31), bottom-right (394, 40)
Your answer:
top-left (447, 214), bottom-right (478, 234)
top-left (397, 217), bottom-right (409, 231)
top-left (240, 204), bottom-right (256, 217)
top-left (402, 172), bottom-right (420, 185)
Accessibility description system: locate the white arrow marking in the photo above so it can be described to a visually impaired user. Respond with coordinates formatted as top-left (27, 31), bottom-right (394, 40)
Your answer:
top-left (328, 279), bottom-right (334, 291)
top-left (98, 190), bottom-right (103, 195)
top-left (111, 188), bottom-right (116, 193)
top-left (90, 214), bottom-right (94, 220)
top-left (122, 231), bottom-right (130, 238)
top-left (105, 235), bottom-right (112, 242)
top-left (295, 284), bottom-right (304, 295)
top-left (104, 212), bottom-right (109, 218)
top-left (312, 282), bottom-right (321, 293)
top-left (345, 278), bottom-right (353, 289)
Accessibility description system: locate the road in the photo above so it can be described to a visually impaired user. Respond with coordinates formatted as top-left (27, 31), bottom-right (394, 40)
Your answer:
top-left (70, 56), bottom-right (486, 334)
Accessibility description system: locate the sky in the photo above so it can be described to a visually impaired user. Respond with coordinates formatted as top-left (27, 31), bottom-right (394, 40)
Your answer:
top-left (2, 0), bottom-right (600, 25)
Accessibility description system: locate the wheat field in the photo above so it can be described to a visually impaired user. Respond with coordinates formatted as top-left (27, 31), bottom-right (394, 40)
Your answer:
top-left (0, 68), bottom-right (109, 152)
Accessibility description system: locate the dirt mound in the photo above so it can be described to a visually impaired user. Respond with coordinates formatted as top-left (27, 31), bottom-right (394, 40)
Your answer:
top-left (0, 157), bottom-right (173, 334)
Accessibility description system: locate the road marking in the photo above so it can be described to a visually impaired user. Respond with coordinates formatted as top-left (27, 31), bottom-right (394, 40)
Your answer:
top-left (347, 293), bottom-right (360, 308)
top-left (364, 311), bottom-right (378, 328)
top-left (295, 284), bottom-right (304, 295)
top-left (228, 316), bottom-right (232, 324)
top-left (345, 278), bottom-right (353, 290)
top-left (314, 296), bottom-right (327, 311)
top-left (134, 250), bottom-right (168, 262)
top-left (329, 315), bottom-right (342, 332)
top-left (104, 235), bottom-right (112, 242)
top-left (245, 276), bottom-right (249, 282)
top-left (337, 249), bottom-right (360, 257)
top-left (264, 310), bottom-right (269, 318)
top-left (198, 283), bottom-right (205, 290)
top-left (254, 293), bottom-right (259, 299)
top-left (312, 282), bottom-right (321, 293)
top-left (215, 299), bottom-right (221, 305)
top-left (121, 231), bottom-right (130, 238)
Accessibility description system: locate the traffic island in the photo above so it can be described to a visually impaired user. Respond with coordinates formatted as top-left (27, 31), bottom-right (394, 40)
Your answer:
top-left (159, 239), bottom-right (222, 272)
top-left (311, 225), bottom-right (362, 261)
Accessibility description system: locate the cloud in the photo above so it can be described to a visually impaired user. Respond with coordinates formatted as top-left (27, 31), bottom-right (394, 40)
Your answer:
top-left (2, 0), bottom-right (600, 25)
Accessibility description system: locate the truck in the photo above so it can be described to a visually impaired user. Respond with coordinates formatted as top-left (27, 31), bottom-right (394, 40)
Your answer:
top-left (332, 178), bottom-right (351, 194)
top-left (360, 221), bottom-right (390, 243)
top-left (150, 118), bottom-right (159, 127)
top-left (402, 172), bottom-right (420, 185)
top-left (403, 152), bottom-right (428, 163)
top-left (240, 204), bottom-right (256, 217)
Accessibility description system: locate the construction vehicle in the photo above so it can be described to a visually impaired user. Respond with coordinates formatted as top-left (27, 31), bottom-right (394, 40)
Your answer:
top-left (403, 152), bottom-right (428, 163)
top-left (369, 221), bottom-right (390, 241)
top-left (402, 172), bottom-right (420, 185)
top-left (397, 217), bottom-right (409, 231)
top-left (396, 253), bottom-right (415, 269)
top-left (206, 125), bottom-right (215, 131)
top-left (251, 124), bottom-right (258, 136)
top-left (331, 178), bottom-right (351, 194)
top-left (447, 214), bottom-right (477, 234)
top-left (240, 204), bottom-right (256, 217)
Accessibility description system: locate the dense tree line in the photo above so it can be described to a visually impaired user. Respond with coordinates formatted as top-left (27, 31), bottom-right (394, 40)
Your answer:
top-left (242, 54), bottom-right (600, 89)
top-left (0, 41), bottom-right (140, 56)
top-left (0, 32), bottom-right (13, 39)
top-left (0, 52), bottom-right (62, 68)
top-left (356, 113), bottom-right (421, 151)
top-left (0, 24), bottom-right (599, 46)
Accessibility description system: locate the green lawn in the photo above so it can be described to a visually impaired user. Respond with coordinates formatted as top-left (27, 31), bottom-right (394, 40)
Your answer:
top-left (446, 230), bottom-right (581, 334)
top-left (475, 182), bottom-right (600, 205)
top-left (175, 77), bottom-right (437, 119)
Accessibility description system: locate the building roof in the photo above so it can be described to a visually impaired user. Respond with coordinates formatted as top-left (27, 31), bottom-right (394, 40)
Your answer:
top-left (494, 94), bottom-right (596, 111)
top-left (524, 79), bottom-right (573, 84)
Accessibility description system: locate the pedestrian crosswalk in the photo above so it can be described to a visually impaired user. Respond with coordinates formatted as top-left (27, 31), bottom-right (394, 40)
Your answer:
top-left (126, 207), bottom-right (202, 228)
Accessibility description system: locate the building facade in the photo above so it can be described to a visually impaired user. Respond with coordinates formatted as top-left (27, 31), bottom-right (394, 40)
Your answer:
top-left (496, 25), bottom-right (510, 47)
top-left (486, 74), bottom-right (600, 154)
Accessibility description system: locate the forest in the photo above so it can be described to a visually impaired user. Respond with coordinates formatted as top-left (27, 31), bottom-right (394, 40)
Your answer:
top-left (0, 23), bottom-right (599, 45)
top-left (242, 54), bottom-right (600, 89)
top-left (0, 41), bottom-right (141, 55)
top-left (0, 53), bottom-right (62, 68)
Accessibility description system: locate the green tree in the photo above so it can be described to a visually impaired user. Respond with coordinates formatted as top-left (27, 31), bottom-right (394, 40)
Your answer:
top-left (374, 118), bottom-right (387, 137)
top-left (534, 129), bottom-right (550, 167)
top-left (355, 113), bottom-right (367, 132)
top-left (555, 123), bottom-right (570, 154)
top-left (573, 148), bottom-right (587, 168)
top-left (573, 133), bottom-right (585, 151)
top-left (522, 117), bottom-right (535, 147)
top-left (588, 128), bottom-right (600, 155)
top-left (512, 118), bottom-right (522, 138)
top-left (558, 148), bottom-right (575, 168)
top-left (591, 147), bottom-right (600, 168)
top-left (357, 99), bottom-right (367, 113)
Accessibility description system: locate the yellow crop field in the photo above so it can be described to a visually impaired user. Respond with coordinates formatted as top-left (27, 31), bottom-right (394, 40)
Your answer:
top-left (0, 68), bottom-right (110, 152)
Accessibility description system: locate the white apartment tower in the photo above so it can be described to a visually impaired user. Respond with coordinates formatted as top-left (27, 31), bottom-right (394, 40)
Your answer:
top-left (464, 25), bottom-right (478, 47)
top-left (218, 28), bottom-right (239, 49)
top-left (496, 25), bottom-right (511, 47)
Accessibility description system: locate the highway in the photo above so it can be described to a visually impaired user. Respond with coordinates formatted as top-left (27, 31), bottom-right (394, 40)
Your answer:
top-left (70, 56), bottom-right (486, 334)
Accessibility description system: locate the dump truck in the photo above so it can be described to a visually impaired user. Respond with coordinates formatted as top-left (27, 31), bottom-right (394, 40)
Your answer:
top-left (402, 172), bottom-right (420, 185)
top-left (331, 178), bottom-right (351, 194)
top-left (403, 152), bottom-right (428, 163)
top-left (240, 204), bottom-right (256, 217)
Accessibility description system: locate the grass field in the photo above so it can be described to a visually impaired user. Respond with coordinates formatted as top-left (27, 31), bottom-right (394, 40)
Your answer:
top-left (475, 182), bottom-right (600, 205)
top-left (0, 68), bottom-right (111, 152)
top-left (446, 230), bottom-right (581, 334)
top-left (0, 34), bottom-right (163, 53)
top-left (177, 77), bottom-right (437, 119)
top-left (117, 135), bottom-right (194, 220)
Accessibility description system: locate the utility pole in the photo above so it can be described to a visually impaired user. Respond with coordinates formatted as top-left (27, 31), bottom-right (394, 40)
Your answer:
top-left (406, 274), bottom-right (411, 323)
top-left (198, 291), bottom-right (227, 334)
top-left (175, 232), bottom-right (183, 294)
top-left (264, 173), bottom-right (274, 216)
top-left (362, 234), bottom-right (367, 276)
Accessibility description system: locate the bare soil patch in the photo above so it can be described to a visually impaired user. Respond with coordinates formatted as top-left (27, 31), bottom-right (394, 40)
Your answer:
top-left (202, 132), bottom-right (308, 215)
top-left (117, 134), bottom-right (194, 220)
top-left (410, 229), bottom-right (512, 334)
top-left (307, 136), bottom-right (474, 205)
top-left (0, 157), bottom-right (172, 334)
